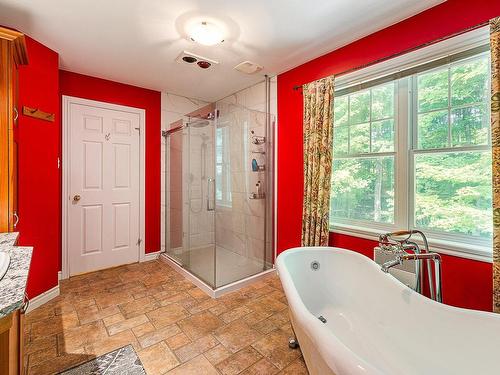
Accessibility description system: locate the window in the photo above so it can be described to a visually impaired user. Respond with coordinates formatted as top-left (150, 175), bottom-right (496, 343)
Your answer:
top-left (413, 56), bottom-right (491, 239)
top-left (331, 82), bottom-right (396, 224)
top-left (215, 126), bottom-right (231, 206)
top-left (330, 41), bottom-right (492, 258)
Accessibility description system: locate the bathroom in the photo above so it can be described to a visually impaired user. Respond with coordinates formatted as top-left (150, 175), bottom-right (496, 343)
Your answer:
top-left (0, 1), bottom-right (499, 374)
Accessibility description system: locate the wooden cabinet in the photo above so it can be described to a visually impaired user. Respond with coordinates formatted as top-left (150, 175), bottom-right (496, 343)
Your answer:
top-left (0, 309), bottom-right (25, 375)
top-left (0, 27), bottom-right (28, 232)
top-left (0, 26), bottom-right (28, 374)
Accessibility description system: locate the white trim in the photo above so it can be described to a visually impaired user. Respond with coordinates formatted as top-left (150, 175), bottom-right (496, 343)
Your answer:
top-left (61, 96), bottom-right (146, 279)
top-left (26, 285), bottom-right (60, 314)
top-left (142, 251), bottom-right (161, 262)
top-left (213, 268), bottom-right (276, 298)
top-left (330, 224), bottom-right (492, 263)
top-left (273, 116), bottom-right (278, 262)
top-left (159, 253), bottom-right (276, 298)
top-left (58, 271), bottom-right (62, 281)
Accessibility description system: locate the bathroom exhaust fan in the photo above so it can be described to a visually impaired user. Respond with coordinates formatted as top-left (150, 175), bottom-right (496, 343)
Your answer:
top-left (234, 61), bottom-right (263, 74)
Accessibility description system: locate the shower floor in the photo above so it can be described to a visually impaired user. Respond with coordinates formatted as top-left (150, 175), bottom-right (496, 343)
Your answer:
top-left (185, 245), bottom-right (267, 287)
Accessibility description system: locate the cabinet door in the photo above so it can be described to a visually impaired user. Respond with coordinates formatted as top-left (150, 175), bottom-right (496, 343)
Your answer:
top-left (0, 38), bottom-right (11, 232)
top-left (0, 310), bottom-right (21, 375)
top-left (8, 310), bottom-right (20, 375)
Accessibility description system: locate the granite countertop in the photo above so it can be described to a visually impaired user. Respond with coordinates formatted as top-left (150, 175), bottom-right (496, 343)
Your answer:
top-left (0, 232), bottom-right (33, 318)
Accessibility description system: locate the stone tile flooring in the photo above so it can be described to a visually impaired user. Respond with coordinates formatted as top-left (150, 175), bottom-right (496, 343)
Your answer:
top-left (24, 260), bottom-right (309, 375)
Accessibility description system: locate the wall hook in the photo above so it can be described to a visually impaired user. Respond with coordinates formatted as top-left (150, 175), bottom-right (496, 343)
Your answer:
top-left (22, 106), bottom-right (55, 122)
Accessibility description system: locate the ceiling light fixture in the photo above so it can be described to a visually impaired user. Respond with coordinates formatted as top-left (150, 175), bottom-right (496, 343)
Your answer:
top-left (189, 21), bottom-right (224, 46)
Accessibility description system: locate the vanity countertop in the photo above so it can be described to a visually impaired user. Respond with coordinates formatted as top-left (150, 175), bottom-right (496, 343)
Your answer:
top-left (0, 232), bottom-right (33, 318)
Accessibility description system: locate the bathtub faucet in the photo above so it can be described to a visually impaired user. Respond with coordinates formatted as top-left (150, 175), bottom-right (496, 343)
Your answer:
top-left (381, 257), bottom-right (402, 273)
top-left (378, 230), bottom-right (442, 303)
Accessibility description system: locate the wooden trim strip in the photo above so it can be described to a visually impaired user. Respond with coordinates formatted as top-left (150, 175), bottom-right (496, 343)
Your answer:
top-left (0, 26), bottom-right (28, 66)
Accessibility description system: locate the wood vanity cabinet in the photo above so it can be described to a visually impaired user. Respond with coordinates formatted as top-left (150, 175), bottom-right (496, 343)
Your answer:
top-left (0, 309), bottom-right (24, 375)
top-left (0, 26), bottom-right (28, 233)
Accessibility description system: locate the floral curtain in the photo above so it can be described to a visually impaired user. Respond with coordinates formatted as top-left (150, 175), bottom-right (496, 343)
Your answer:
top-left (492, 17), bottom-right (500, 312)
top-left (301, 76), bottom-right (335, 247)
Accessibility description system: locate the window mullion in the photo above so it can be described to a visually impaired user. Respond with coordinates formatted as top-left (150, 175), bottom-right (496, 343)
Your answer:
top-left (447, 66), bottom-right (452, 147)
top-left (369, 89), bottom-right (373, 153)
top-left (396, 77), bottom-right (410, 231)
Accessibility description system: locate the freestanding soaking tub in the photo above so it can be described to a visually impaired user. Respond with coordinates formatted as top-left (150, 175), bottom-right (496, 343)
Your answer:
top-left (276, 246), bottom-right (500, 375)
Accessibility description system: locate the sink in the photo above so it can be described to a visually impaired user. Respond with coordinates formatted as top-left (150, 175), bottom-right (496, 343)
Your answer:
top-left (0, 252), bottom-right (10, 281)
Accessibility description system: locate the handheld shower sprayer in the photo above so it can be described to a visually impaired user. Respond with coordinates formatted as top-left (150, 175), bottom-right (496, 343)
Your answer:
top-left (378, 230), bottom-right (442, 303)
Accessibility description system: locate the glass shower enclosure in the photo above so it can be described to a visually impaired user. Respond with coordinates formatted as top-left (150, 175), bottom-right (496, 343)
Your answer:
top-left (164, 93), bottom-right (274, 290)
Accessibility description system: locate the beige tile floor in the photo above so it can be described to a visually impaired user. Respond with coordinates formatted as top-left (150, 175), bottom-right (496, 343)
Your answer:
top-left (24, 260), bottom-right (309, 375)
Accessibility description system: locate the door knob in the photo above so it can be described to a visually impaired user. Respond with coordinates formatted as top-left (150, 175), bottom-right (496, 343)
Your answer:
top-left (73, 194), bottom-right (81, 202)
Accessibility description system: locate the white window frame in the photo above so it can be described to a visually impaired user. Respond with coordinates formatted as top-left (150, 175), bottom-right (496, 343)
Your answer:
top-left (330, 26), bottom-right (492, 263)
top-left (331, 80), bottom-right (404, 232)
top-left (215, 125), bottom-right (232, 207)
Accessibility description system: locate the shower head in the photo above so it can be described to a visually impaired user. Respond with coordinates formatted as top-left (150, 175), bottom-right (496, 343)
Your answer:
top-left (188, 119), bottom-right (210, 128)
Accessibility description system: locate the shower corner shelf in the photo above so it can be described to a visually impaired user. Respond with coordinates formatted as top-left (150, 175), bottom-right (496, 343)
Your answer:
top-left (249, 193), bottom-right (266, 200)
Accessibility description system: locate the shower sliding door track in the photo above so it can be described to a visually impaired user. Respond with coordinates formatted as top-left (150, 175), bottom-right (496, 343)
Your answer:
top-left (159, 253), bottom-right (276, 298)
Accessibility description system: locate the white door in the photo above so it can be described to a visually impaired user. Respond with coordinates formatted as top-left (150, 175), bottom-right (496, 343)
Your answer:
top-left (68, 102), bottom-right (140, 275)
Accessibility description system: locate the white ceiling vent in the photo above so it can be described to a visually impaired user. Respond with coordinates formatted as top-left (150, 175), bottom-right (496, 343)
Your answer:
top-left (234, 61), bottom-right (263, 74)
top-left (176, 51), bottom-right (219, 69)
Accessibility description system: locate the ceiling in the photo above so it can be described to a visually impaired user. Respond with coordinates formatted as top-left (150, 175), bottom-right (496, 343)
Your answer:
top-left (0, 0), bottom-right (443, 101)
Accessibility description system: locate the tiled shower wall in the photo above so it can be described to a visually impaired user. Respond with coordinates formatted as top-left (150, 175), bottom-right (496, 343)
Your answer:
top-left (214, 78), bottom-right (277, 264)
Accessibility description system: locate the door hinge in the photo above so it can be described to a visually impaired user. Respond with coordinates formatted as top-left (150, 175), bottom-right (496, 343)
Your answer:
top-left (137, 238), bottom-right (143, 246)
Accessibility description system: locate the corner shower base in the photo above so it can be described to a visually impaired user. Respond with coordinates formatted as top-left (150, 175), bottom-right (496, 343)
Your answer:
top-left (159, 253), bottom-right (276, 298)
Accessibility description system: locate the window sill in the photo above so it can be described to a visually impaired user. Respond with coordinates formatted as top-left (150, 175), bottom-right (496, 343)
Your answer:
top-left (330, 224), bottom-right (492, 263)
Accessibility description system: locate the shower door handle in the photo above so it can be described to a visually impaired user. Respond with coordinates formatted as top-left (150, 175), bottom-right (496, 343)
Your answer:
top-left (207, 178), bottom-right (215, 211)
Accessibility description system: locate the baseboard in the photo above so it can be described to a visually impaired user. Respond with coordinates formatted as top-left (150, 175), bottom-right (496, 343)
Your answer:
top-left (58, 271), bottom-right (62, 281)
top-left (26, 285), bottom-right (60, 314)
top-left (142, 251), bottom-right (161, 262)
top-left (159, 253), bottom-right (276, 298)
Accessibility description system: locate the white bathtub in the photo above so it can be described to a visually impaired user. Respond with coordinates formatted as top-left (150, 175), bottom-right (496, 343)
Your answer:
top-left (276, 246), bottom-right (500, 375)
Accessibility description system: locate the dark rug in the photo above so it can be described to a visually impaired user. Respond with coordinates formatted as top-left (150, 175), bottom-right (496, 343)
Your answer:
top-left (58, 345), bottom-right (146, 375)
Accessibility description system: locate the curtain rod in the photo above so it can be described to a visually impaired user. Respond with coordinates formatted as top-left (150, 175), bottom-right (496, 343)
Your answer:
top-left (292, 20), bottom-right (489, 91)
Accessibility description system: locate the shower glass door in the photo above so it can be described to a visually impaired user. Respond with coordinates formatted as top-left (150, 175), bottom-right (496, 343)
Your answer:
top-left (165, 126), bottom-right (189, 266)
top-left (166, 119), bottom-right (216, 287)
top-left (183, 120), bottom-right (216, 286)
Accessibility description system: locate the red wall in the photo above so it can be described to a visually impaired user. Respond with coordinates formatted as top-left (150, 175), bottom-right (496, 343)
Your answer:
top-left (277, 0), bottom-right (500, 312)
top-left (16, 40), bottom-right (161, 298)
top-left (17, 37), bottom-right (60, 298)
top-left (59, 71), bottom-right (161, 255)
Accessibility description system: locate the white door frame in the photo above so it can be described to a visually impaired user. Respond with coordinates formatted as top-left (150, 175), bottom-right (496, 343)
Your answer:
top-left (61, 95), bottom-right (146, 279)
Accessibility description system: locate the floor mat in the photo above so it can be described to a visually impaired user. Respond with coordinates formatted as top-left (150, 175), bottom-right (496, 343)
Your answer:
top-left (58, 345), bottom-right (146, 375)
